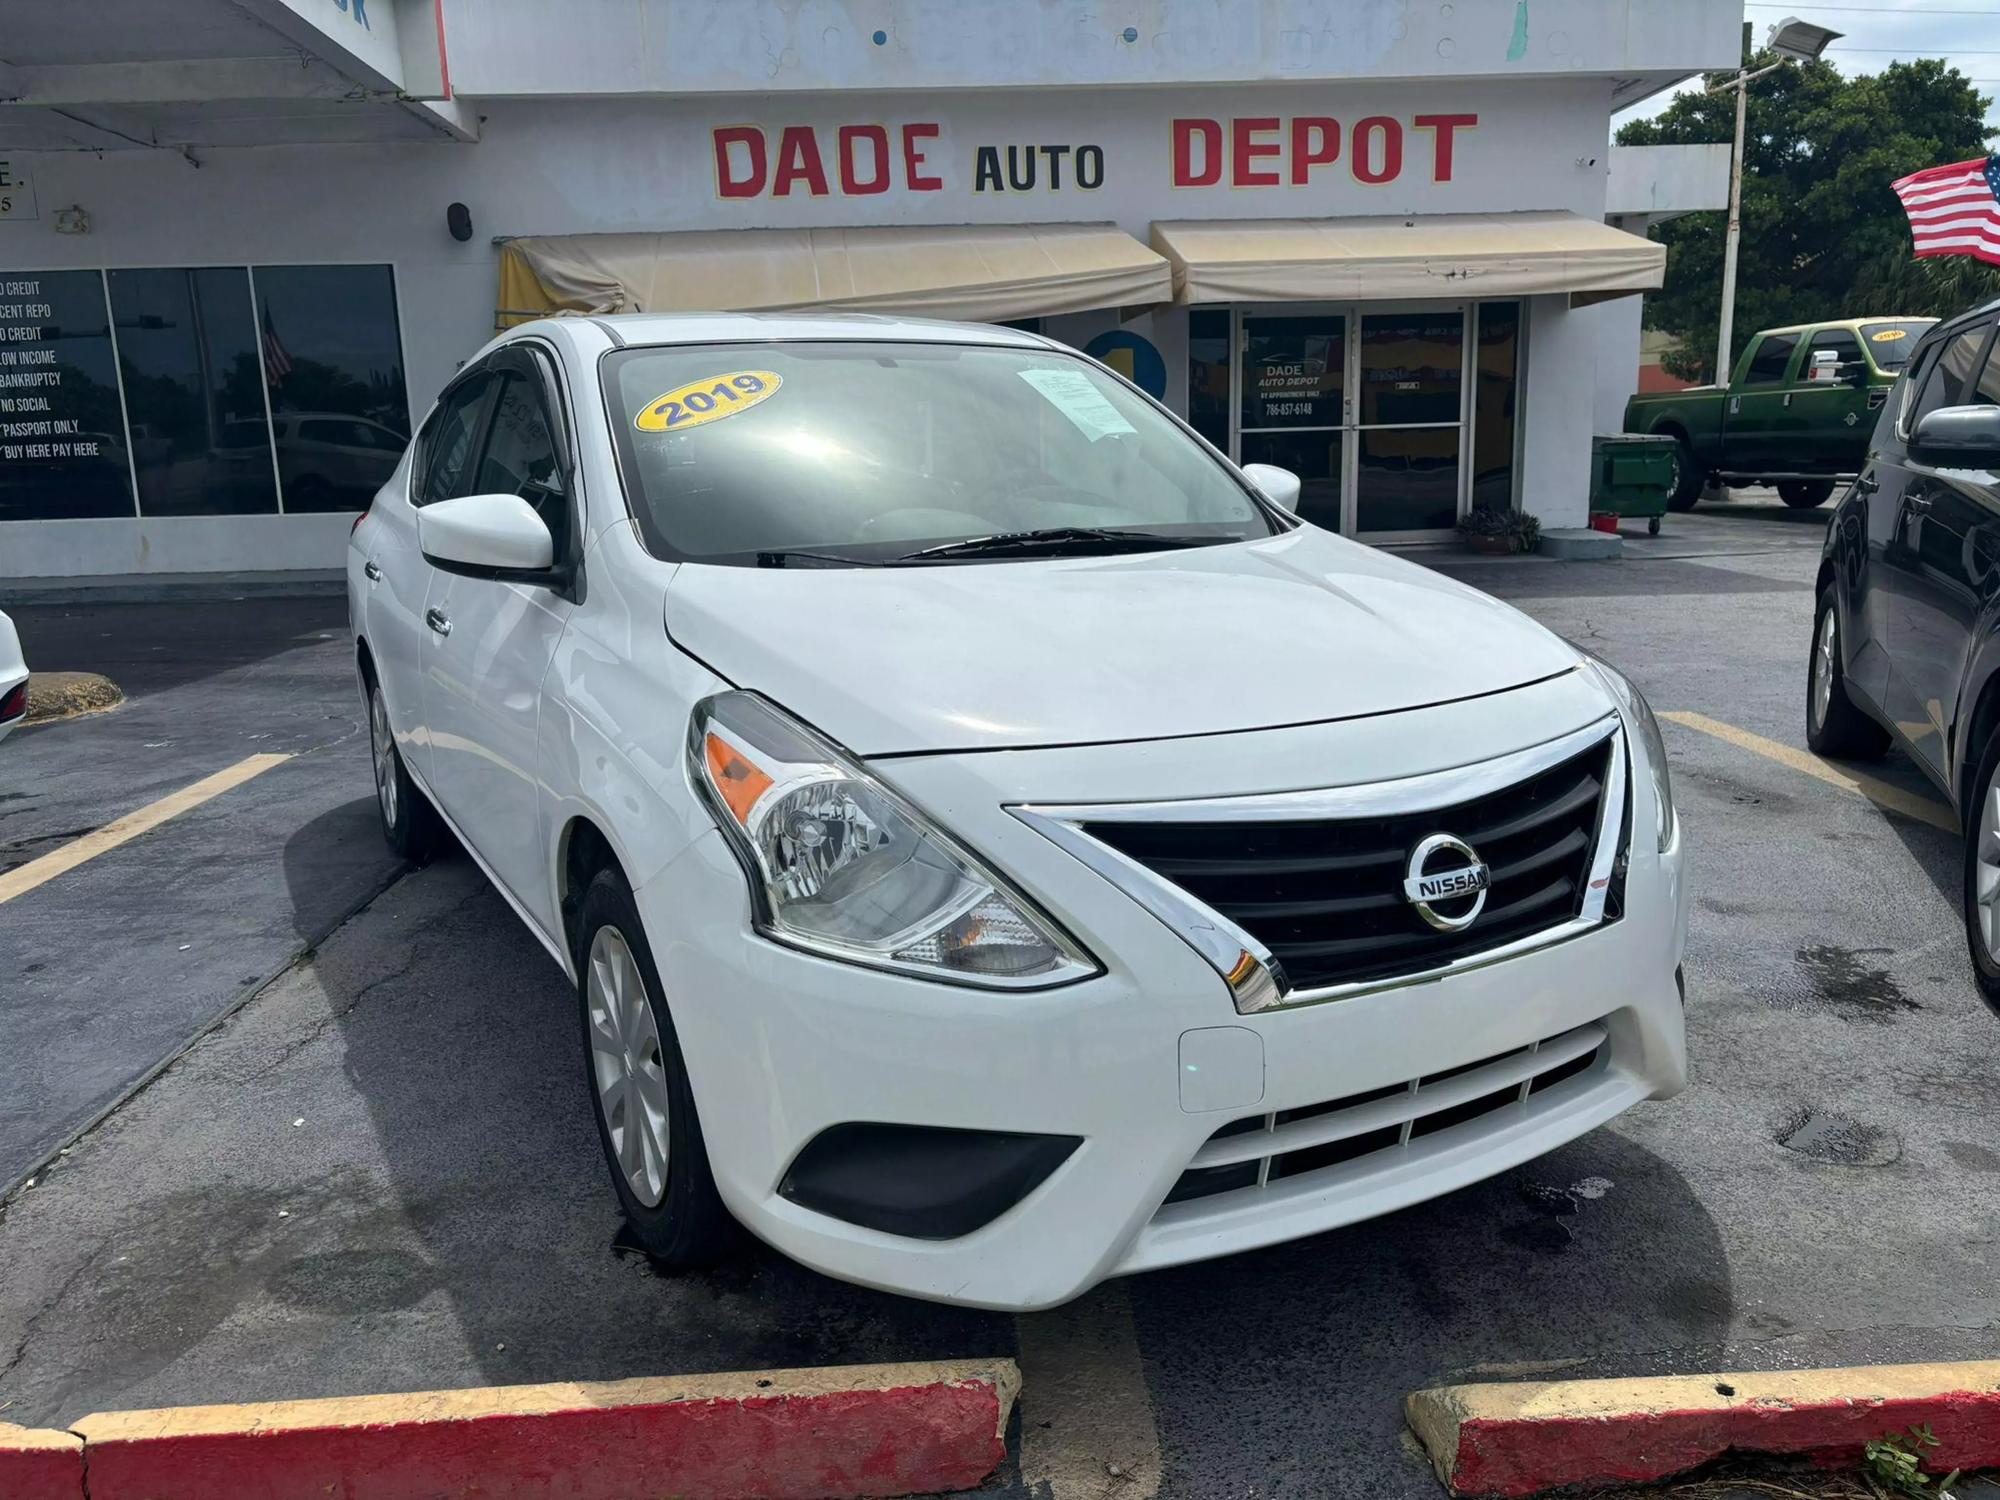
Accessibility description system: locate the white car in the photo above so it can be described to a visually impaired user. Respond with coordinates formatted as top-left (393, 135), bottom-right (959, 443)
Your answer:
top-left (349, 314), bottom-right (1688, 1310)
top-left (0, 609), bottom-right (28, 743)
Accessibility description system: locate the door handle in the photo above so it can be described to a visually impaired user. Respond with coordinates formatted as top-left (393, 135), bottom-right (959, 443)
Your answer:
top-left (425, 607), bottom-right (451, 637)
top-left (1783, 393), bottom-right (1793, 408)
top-left (1908, 496), bottom-right (1934, 515)
top-left (364, 560), bottom-right (382, 581)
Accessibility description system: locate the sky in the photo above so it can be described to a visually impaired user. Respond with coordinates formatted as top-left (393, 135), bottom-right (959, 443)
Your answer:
top-left (1614, 1), bottom-right (2000, 131)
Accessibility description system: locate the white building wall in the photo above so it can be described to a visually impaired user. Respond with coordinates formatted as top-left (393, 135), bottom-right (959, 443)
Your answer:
top-left (438, 0), bottom-right (1742, 99)
top-left (1520, 294), bottom-right (1598, 529)
top-left (1593, 297), bottom-right (1645, 436)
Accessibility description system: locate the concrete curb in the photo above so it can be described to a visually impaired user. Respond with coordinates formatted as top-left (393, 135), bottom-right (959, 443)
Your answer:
top-left (0, 1422), bottom-right (85, 1500)
top-left (1407, 1361), bottom-right (2000, 1497)
top-left (2, 1359), bottom-right (1019, 1500)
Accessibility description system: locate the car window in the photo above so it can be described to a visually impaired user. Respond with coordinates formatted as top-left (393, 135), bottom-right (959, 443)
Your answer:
top-left (1860, 320), bottom-right (1932, 370)
top-left (1800, 329), bottom-right (1862, 385)
top-left (601, 340), bottom-right (1277, 566)
top-left (1742, 333), bottom-right (1799, 387)
top-left (472, 371), bottom-right (568, 555)
top-left (415, 373), bottom-right (495, 506)
top-left (1906, 324), bottom-right (1999, 435)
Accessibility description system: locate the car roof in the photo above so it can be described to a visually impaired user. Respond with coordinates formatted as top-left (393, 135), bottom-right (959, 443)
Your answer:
top-left (542, 310), bottom-right (1056, 351)
top-left (1754, 315), bottom-right (1936, 338)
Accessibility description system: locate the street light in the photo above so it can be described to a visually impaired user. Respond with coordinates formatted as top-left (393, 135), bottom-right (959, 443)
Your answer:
top-left (1709, 16), bottom-right (1842, 383)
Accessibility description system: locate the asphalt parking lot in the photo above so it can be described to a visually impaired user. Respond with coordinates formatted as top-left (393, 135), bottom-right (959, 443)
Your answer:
top-left (4, 493), bottom-right (1998, 1499)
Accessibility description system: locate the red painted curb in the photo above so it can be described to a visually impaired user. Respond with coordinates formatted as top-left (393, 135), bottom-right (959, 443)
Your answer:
top-left (0, 1422), bottom-right (85, 1500)
top-left (65, 1359), bottom-right (1018, 1500)
top-left (1407, 1361), bottom-right (2000, 1497)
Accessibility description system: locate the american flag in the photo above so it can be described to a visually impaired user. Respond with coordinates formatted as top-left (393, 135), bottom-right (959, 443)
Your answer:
top-left (261, 301), bottom-right (293, 381)
top-left (1890, 154), bottom-right (2000, 267)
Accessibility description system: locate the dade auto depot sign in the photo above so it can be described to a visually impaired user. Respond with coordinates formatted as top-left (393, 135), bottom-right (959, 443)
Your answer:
top-left (709, 109), bottom-right (1479, 200)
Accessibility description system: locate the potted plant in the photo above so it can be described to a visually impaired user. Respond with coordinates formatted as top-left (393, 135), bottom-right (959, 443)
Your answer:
top-left (1457, 505), bottom-right (1541, 556)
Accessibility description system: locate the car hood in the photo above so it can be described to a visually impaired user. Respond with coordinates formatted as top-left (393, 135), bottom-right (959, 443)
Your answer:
top-left (664, 527), bottom-right (1582, 755)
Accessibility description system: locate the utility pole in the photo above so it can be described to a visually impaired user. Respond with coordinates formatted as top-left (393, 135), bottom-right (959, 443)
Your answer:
top-left (1708, 17), bottom-right (1841, 383)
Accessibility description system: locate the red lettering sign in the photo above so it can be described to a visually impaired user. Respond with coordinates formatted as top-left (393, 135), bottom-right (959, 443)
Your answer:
top-left (1172, 118), bottom-right (1222, 187)
top-left (713, 125), bottom-right (766, 199)
top-left (902, 123), bottom-right (943, 191)
top-left (1289, 117), bottom-right (1339, 184)
top-left (772, 125), bottom-right (829, 196)
top-left (1352, 116), bottom-right (1403, 184)
top-left (1414, 113), bottom-right (1477, 182)
top-left (1231, 118), bottom-right (1281, 187)
top-left (838, 124), bottom-right (890, 194)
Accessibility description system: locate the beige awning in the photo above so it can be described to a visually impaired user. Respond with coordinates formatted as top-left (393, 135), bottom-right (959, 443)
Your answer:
top-left (497, 222), bottom-right (1170, 328)
top-left (1150, 211), bottom-right (1665, 306)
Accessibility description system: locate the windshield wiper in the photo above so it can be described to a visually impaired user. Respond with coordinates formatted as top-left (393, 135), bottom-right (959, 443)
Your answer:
top-left (755, 549), bottom-right (884, 569)
top-left (895, 527), bottom-right (1218, 563)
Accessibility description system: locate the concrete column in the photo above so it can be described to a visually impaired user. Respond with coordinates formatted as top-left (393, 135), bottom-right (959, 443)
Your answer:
top-left (1517, 294), bottom-right (1595, 530)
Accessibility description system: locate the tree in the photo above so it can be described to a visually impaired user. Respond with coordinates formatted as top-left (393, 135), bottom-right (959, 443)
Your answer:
top-left (1617, 57), bottom-right (1996, 382)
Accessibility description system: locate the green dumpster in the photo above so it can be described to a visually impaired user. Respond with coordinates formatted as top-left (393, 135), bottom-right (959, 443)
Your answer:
top-left (1590, 433), bottom-right (1676, 536)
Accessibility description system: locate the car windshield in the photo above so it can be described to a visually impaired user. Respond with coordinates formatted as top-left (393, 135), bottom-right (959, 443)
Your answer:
top-left (1859, 321), bottom-right (1934, 369)
top-left (601, 340), bottom-right (1277, 565)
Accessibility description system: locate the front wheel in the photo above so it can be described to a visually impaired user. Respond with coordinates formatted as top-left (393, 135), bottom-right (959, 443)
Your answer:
top-left (1778, 479), bottom-right (1836, 509)
top-left (576, 866), bottom-right (735, 1267)
top-left (1804, 588), bottom-right (1891, 759)
top-left (1963, 731), bottom-right (2000, 1004)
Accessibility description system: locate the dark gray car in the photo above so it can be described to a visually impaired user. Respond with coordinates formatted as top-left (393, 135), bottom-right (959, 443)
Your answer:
top-left (1811, 295), bottom-right (2000, 997)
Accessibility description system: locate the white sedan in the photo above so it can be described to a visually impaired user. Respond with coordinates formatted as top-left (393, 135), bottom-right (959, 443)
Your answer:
top-left (0, 610), bottom-right (27, 744)
top-left (349, 313), bottom-right (1688, 1310)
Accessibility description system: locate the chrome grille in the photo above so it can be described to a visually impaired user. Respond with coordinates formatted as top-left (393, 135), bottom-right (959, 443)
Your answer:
top-left (1078, 731), bottom-right (1618, 994)
top-left (1164, 1021), bottom-right (1609, 1206)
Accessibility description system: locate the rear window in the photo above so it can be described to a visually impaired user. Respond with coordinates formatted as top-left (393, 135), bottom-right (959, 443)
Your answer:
top-left (1859, 321), bottom-right (1933, 369)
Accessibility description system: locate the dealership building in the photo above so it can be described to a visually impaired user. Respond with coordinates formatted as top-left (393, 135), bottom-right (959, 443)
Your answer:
top-left (0, 0), bottom-right (1735, 581)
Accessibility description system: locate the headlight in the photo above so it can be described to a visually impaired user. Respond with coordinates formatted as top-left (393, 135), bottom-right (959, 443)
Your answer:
top-left (1582, 655), bottom-right (1675, 852)
top-left (689, 691), bottom-right (1097, 988)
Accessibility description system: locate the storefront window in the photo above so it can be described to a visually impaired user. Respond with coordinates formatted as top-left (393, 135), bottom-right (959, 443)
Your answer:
top-left (1187, 308), bottom-right (1230, 451)
top-left (109, 268), bottom-right (279, 517)
top-left (0, 271), bottom-right (135, 521)
top-left (256, 264), bottom-right (410, 512)
top-left (1470, 301), bottom-right (1520, 513)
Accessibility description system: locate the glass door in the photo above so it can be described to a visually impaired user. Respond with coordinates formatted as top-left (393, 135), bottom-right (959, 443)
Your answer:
top-left (1237, 314), bottom-right (1347, 534)
top-left (1351, 309), bottom-right (1466, 540)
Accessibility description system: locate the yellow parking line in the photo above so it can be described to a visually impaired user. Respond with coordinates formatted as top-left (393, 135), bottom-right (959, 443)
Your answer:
top-left (0, 752), bottom-right (294, 905)
top-left (1660, 711), bottom-right (1956, 833)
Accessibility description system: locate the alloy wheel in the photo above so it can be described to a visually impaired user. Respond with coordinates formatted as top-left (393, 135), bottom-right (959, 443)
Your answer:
top-left (1811, 608), bottom-right (1837, 733)
top-left (587, 926), bottom-right (671, 1208)
top-left (1977, 770), bottom-right (2000, 965)
top-left (369, 684), bottom-right (399, 830)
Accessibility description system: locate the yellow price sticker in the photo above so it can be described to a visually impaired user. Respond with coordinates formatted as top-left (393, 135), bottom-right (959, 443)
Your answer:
top-left (635, 370), bottom-right (783, 432)
top-left (1870, 329), bottom-right (1908, 343)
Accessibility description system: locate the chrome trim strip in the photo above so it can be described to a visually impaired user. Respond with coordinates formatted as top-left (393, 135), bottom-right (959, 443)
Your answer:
top-left (1011, 715), bottom-right (1628, 1014)
top-left (1032, 715), bottom-right (1618, 824)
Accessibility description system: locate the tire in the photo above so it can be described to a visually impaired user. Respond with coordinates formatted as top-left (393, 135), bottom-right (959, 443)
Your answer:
top-left (575, 865), bottom-right (735, 1267)
top-left (1778, 479), bottom-right (1836, 510)
top-left (1648, 516), bottom-right (1662, 536)
top-left (1805, 588), bottom-right (1891, 759)
top-left (1665, 435), bottom-right (1705, 512)
top-left (365, 673), bottom-right (442, 861)
top-left (1962, 728), bottom-right (2000, 1004)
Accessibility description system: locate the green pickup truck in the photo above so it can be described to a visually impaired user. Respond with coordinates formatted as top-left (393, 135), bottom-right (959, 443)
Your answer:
top-left (1623, 316), bottom-right (1934, 511)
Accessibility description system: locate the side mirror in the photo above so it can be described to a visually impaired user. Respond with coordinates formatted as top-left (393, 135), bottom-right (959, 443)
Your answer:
top-left (1912, 405), bottom-right (2000, 463)
top-left (418, 493), bottom-right (557, 578)
top-left (1241, 462), bottom-right (1302, 514)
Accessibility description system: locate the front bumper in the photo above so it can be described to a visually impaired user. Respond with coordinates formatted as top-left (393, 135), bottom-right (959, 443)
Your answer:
top-left (640, 671), bottom-right (1690, 1310)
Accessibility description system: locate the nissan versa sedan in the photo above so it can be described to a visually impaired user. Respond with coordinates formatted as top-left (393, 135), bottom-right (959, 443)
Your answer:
top-left (348, 313), bottom-right (1688, 1310)
top-left (1809, 297), bottom-right (2000, 998)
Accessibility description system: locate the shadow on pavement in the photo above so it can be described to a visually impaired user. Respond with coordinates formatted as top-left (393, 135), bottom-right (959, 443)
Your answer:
top-left (10, 598), bottom-right (350, 700)
top-left (281, 796), bottom-right (409, 945)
